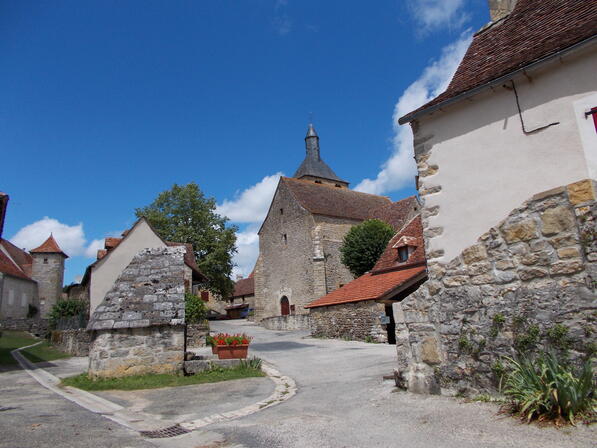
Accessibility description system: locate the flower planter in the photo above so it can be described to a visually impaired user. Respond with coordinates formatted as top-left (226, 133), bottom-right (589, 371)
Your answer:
top-left (216, 344), bottom-right (249, 359)
top-left (211, 344), bottom-right (218, 354)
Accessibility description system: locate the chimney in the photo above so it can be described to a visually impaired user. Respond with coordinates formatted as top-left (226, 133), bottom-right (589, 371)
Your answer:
top-left (488, 0), bottom-right (517, 22)
top-left (0, 193), bottom-right (8, 240)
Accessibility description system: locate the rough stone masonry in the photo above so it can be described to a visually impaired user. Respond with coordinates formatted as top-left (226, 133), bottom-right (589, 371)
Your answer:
top-left (395, 180), bottom-right (597, 394)
top-left (87, 247), bottom-right (186, 378)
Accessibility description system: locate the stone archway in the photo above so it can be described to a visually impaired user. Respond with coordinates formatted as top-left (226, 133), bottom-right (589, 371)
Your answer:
top-left (280, 296), bottom-right (290, 316)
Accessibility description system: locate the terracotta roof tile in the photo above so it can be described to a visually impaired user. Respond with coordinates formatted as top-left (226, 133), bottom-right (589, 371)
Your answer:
top-left (1, 238), bottom-right (33, 277)
top-left (0, 241), bottom-right (33, 281)
top-left (282, 177), bottom-right (391, 221)
top-left (372, 215), bottom-right (425, 273)
top-left (305, 266), bottom-right (426, 308)
top-left (104, 237), bottom-right (122, 250)
top-left (30, 234), bottom-right (68, 258)
top-left (231, 276), bottom-right (255, 298)
top-left (400, 0), bottom-right (597, 123)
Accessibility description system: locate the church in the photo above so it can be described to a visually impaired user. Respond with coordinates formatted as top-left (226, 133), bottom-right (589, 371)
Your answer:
top-left (253, 125), bottom-right (419, 328)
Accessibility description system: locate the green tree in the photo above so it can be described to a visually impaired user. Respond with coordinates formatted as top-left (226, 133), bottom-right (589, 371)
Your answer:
top-left (135, 183), bottom-right (237, 298)
top-left (340, 219), bottom-right (394, 277)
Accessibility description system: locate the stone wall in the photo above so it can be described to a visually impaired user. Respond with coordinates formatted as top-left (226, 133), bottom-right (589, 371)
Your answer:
top-left (50, 329), bottom-right (91, 356)
top-left (395, 181), bottom-right (597, 394)
top-left (310, 300), bottom-right (387, 342)
top-left (186, 322), bottom-right (209, 349)
top-left (0, 318), bottom-right (48, 336)
top-left (88, 326), bottom-right (184, 378)
top-left (260, 314), bottom-right (312, 331)
top-left (88, 247), bottom-right (187, 378)
top-left (31, 253), bottom-right (65, 318)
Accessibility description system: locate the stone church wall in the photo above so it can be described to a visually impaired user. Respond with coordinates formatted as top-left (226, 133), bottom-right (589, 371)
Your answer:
top-left (395, 181), bottom-right (596, 394)
top-left (254, 183), bottom-right (317, 320)
top-left (310, 300), bottom-right (387, 342)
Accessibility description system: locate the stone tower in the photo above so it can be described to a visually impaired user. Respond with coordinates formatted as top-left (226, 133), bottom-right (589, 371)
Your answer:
top-left (293, 124), bottom-right (349, 188)
top-left (30, 235), bottom-right (68, 317)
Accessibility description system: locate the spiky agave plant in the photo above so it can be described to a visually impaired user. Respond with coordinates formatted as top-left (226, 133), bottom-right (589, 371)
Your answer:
top-left (503, 352), bottom-right (595, 425)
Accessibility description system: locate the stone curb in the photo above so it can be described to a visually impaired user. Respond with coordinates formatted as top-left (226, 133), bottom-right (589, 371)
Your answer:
top-left (179, 361), bottom-right (297, 431)
top-left (12, 345), bottom-right (297, 433)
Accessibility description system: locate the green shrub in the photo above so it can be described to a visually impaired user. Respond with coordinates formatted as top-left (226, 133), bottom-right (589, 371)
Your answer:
top-left (340, 219), bottom-right (394, 277)
top-left (545, 324), bottom-right (570, 350)
top-left (48, 299), bottom-right (85, 328)
top-left (185, 292), bottom-right (208, 324)
top-left (514, 324), bottom-right (540, 353)
top-left (503, 352), bottom-right (595, 425)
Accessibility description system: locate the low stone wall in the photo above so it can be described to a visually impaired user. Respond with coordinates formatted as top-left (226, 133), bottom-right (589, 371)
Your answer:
top-left (184, 358), bottom-right (242, 374)
top-left (260, 314), bottom-right (312, 331)
top-left (395, 182), bottom-right (597, 395)
top-left (0, 318), bottom-right (48, 337)
top-left (50, 329), bottom-right (91, 356)
top-left (186, 322), bottom-right (209, 349)
top-left (310, 301), bottom-right (387, 342)
top-left (88, 325), bottom-right (185, 378)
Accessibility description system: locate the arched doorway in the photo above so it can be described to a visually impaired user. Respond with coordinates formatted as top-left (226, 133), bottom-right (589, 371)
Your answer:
top-left (280, 296), bottom-right (290, 316)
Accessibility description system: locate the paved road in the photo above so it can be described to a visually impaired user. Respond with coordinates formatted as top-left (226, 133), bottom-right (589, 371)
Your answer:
top-left (1, 320), bottom-right (594, 447)
top-left (207, 320), bottom-right (596, 448)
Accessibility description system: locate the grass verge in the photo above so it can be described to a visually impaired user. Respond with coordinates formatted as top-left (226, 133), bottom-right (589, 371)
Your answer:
top-left (0, 330), bottom-right (70, 366)
top-left (62, 365), bottom-right (266, 391)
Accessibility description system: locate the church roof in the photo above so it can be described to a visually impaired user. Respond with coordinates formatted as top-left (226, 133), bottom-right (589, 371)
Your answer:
top-left (30, 234), bottom-right (68, 258)
top-left (282, 177), bottom-right (391, 221)
top-left (368, 196), bottom-right (420, 231)
top-left (293, 124), bottom-right (348, 184)
top-left (305, 214), bottom-right (427, 309)
top-left (230, 276), bottom-right (255, 298)
top-left (399, 0), bottom-right (597, 124)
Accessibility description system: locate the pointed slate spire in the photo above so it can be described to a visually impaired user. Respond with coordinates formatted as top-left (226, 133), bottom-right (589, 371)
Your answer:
top-left (293, 124), bottom-right (349, 187)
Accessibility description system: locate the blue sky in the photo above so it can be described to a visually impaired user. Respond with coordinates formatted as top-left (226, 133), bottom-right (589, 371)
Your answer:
top-left (1, 0), bottom-right (490, 284)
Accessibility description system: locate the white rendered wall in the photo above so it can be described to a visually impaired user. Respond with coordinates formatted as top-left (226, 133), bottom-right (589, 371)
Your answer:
top-left (417, 45), bottom-right (597, 262)
top-left (89, 220), bottom-right (166, 314)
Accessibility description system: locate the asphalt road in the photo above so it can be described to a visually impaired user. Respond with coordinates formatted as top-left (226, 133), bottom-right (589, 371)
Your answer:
top-left (1, 320), bottom-right (594, 448)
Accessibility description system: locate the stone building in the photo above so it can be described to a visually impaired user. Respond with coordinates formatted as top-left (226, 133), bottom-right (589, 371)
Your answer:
top-left (87, 247), bottom-right (188, 378)
top-left (81, 217), bottom-right (205, 316)
top-left (394, 0), bottom-right (597, 394)
top-left (0, 192), bottom-right (67, 320)
top-left (254, 125), bottom-right (405, 327)
top-left (225, 273), bottom-right (255, 319)
top-left (307, 214), bottom-right (427, 343)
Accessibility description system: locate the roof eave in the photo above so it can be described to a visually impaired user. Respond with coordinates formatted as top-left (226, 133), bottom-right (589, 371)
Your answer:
top-left (398, 35), bottom-right (597, 125)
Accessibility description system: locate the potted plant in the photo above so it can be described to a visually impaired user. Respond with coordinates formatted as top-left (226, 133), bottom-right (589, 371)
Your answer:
top-left (207, 334), bottom-right (218, 354)
top-left (215, 333), bottom-right (252, 359)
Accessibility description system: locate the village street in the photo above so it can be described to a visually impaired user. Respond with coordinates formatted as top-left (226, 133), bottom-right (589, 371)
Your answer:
top-left (1, 320), bottom-right (594, 448)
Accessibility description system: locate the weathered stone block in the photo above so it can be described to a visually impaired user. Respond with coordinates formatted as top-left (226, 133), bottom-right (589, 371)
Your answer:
top-left (567, 179), bottom-right (595, 205)
top-left (550, 260), bottom-right (584, 275)
top-left (517, 267), bottom-right (548, 281)
top-left (442, 276), bottom-right (469, 287)
top-left (557, 247), bottom-right (580, 259)
top-left (495, 259), bottom-right (516, 270)
top-left (541, 206), bottom-right (575, 236)
top-left (501, 219), bottom-right (538, 243)
top-left (420, 337), bottom-right (442, 365)
top-left (462, 244), bottom-right (488, 264)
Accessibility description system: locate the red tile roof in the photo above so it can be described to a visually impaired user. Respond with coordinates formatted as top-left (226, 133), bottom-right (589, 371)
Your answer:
top-left (1, 238), bottom-right (33, 277)
top-left (400, 0), bottom-right (597, 124)
top-left (372, 215), bottom-right (425, 273)
top-left (0, 239), bottom-right (34, 281)
top-left (305, 266), bottom-right (426, 308)
top-left (30, 234), bottom-right (68, 258)
top-left (281, 177), bottom-right (391, 221)
top-left (231, 276), bottom-right (255, 298)
top-left (368, 196), bottom-right (420, 230)
top-left (305, 214), bottom-right (427, 309)
top-left (104, 237), bottom-right (122, 250)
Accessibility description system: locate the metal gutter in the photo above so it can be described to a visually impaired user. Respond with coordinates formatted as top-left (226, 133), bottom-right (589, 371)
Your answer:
top-left (398, 34), bottom-right (597, 125)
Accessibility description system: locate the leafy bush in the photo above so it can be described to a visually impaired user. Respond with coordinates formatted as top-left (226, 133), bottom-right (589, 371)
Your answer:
top-left (48, 299), bottom-right (85, 329)
top-left (502, 352), bottom-right (595, 425)
top-left (340, 219), bottom-right (395, 277)
top-left (185, 292), bottom-right (208, 324)
top-left (239, 356), bottom-right (262, 370)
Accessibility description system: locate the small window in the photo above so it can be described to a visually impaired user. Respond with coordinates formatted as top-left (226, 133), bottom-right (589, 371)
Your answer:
top-left (335, 184), bottom-right (342, 188)
top-left (315, 180), bottom-right (322, 184)
top-left (43, 258), bottom-right (48, 264)
top-left (8, 289), bottom-right (14, 305)
top-left (398, 246), bottom-right (409, 262)
top-left (280, 208), bottom-right (284, 215)
top-left (21, 293), bottom-right (27, 307)
top-left (283, 234), bottom-right (287, 244)
top-left (200, 291), bottom-right (209, 301)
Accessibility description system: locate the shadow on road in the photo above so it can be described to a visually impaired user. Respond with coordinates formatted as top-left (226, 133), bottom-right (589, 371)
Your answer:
top-left (252, 341), bottom-right (313, 351)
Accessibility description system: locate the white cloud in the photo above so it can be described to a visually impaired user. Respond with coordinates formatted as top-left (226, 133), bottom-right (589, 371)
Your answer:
top-left (9, 217), bottom-right (114, 260)
top-left (231, 225), bottom-right (260, 279)
top-left (216, 173), bottom-right (283, 223)
top-left (273, 0), bottom-right (292, 35)
top-left (84, 238), bottom-right (105, 258)
top-left (408, 0), bottom-right (469, 35)
top-left (355, 32), bottom-right (472, 195)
